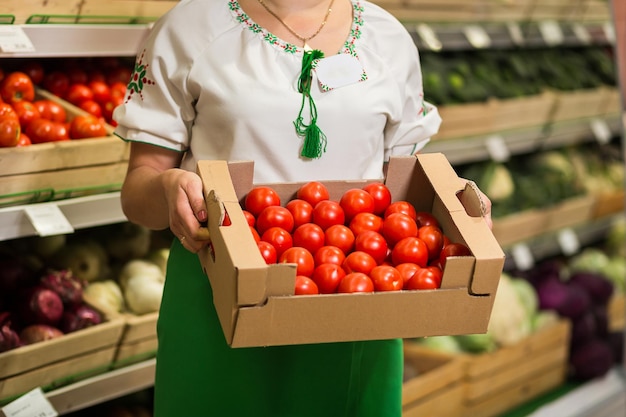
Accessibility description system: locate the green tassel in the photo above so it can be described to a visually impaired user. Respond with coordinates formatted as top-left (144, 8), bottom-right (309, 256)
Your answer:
top-left (294, 49), bottom-right (327, 159)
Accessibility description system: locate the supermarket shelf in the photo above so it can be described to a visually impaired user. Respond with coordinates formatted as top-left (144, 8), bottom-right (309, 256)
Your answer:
top-left (0, 24), bottom-right (151, 57)
top-left (425, 115), bottom-right (622, 165)
top-left (47, 359), bottom-right (156, 415)
top-left (0, 192), bottom-right (127, 241)
top-left (408, 20), bottom-right (615, 51)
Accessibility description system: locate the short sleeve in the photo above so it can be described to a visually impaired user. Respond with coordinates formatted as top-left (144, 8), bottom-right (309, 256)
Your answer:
top-left (113, 12), bottom-right (197, 151)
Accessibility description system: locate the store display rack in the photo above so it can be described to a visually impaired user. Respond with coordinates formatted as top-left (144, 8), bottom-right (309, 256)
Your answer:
top-left (0, 10), bottom-right (623, 417)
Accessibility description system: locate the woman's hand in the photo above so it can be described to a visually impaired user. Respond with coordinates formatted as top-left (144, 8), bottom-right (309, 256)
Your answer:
top-left (161, 168), bottom-right (212, 253)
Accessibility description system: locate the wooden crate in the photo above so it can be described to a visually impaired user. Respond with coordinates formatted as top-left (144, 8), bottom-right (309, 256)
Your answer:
top-left (0, 89), bottom-right (129, 208)
top-left (403, 320), bottom-right (571, 417)
top-left (433, 100), bottom-right (497, 141)
top-left (591, 190), bottom-right (625, 219)
top-left (0, 317), bottom-right (125, 403)
top-left (112, 312), bottom-right (159, 368)
top-left (402, 342), bottom-right (466, 417)
top-left (6, 0), bottom-right (178, 24)
top-left (549, 87), bottom-right (608, 123)
top-left (492, 92), bottom-right (556, 132)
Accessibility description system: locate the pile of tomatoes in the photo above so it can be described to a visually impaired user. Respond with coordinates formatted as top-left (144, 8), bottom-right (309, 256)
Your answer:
top-left (240, 181), bottom-right (471, 295)
top-left (0, 58), bottom-right (131, 148)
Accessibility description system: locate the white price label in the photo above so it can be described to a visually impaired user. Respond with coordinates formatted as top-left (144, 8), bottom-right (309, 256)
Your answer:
top-left (1, 388), bottom-right (58, 417)
top-left (485, 135), bottom-right (511, 162)
top-left (603, 22), bottom-right (616, 44)
top-left (24, 204), bottom-right (74, 237)
top-left (538, 20), bottom-right (564, 46)
top-left (464, 25), bottom-right (491, 49)
top-left (572, 23), bottom-right (591, 45)
top-left (590, 118), bottom-right (612, 144)
top-left (0, 26), bottom-right (35, 53)
top-left (506, 22), bottom-right (525, 46)
top-left (416, 24), bottom-right (442, 51)
top-left (512, 243), bottom-right (535, 271)
top-left (557, 228), bottom-right (580, 256)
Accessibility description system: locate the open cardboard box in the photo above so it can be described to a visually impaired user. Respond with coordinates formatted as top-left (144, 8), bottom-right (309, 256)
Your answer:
top-left (197, 153), bottom-right (505, 348)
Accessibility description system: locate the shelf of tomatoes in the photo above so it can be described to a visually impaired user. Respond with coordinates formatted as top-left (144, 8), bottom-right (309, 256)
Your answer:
top-left (243, 180), bottom-right (473, 296)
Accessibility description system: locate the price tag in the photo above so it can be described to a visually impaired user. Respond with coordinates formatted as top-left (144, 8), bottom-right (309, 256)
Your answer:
top-left (538, 20), bottom-right (564, 46)
top-left (590, 118), bottom-right (612, 144)
top-left (1, 387), bottom-right (58, 417)
top-left (511, 243), bottom-right (535, 271)
top-left (571, 23), bottom-right (591, 45)
top-left (506, 22), bottom-right (525, 46)
top-left (557, 228), bottom-right (580, 256)
top-left (464, 25), bottom-right (491, 49)
top-left (603, 22), bottom-right (615, 44)
top-left (485, 135), bottom-right (511, 162)
top-left (0, 26), bottom-right (35, 53)
top-left (416, 24), bottom-right (442, 51)
top-left (24, 204), bottom-right (74, 237)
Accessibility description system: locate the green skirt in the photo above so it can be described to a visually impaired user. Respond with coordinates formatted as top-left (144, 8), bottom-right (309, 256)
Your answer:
top-left (154, 240), bottom-right (403, 417)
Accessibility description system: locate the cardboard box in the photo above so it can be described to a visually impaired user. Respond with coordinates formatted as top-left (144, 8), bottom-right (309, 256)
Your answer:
top-left (0, 89), bottom-right (128, 208)
top-left (402, 342), bottom-right (466, 417)
top-left (112, 312), bottom-right (159, 368)
top-left (402, 319), bottom-right (571, 417)
top-left (196, 153), bottom-right (505, 348)
top-left (0, 317), bottom-right (125, 403)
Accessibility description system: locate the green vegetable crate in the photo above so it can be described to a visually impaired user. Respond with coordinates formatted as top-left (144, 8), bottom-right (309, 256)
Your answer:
top-left (402, 319), bottom-right (571, 417)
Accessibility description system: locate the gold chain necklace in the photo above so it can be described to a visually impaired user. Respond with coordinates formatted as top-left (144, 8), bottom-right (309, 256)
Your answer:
top-left (256, 0), bottom-right (335, 48)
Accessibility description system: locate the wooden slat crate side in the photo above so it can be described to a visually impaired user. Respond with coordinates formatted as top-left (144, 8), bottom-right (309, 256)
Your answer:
top-left (461, 364), bottom-right (568, 417)
top-left (0, 346), bottom-right (116, 403)
top-left (433, 101), bottom-right (496, 140)
top-left (608, 294), bottom-right (625, 332)
top-left (492, 92), bottom-right (557, 132)
top-left (591, 190), bottom-right (625, 219)
top-left (118, 312), bottom-right (159, 344)
top-left (113, 337), bottom-right (158, 368)
top-left (549, 88), bottom-right (608, 123)
top-left (0, 318), bottom-right (125, 379)
top-left (402, 383), bottom-right (465, 417)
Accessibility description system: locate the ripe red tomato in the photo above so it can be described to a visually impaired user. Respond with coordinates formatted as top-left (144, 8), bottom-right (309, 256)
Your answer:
top-left (405, 266), bottom-right (441, 290)
top-left (260, 226), bottom-right (293, 258)
top-left (88, 80), bottom-right (112, 104)
top-left (0, 117), bottom-right (20, 147)
top-left (415, 211), bottom-right (440, 228)
top-left (349, 212), bottom-right (383, 236)
top-left (370, 265), bottom-right (403, 291)
top-left (69, 114), bottom-right (108, 139)
top-left (106, 66), bottom-right (133, 85)
top-left (0, 71), bottom-right (35, 104)
top-left (439, 242), bottom-right (472, 269)
top-left (33, 99), bottom-right (67, 123)
top-left (285, 199), bottom-right (313, 228)
top-left (337, 272), bottom-right (374, 293)
top-left (384, 201), bottom-right (417, 220)
top-left (66, 67), bottom-right (89, 85)
top-left (78, 99), bottom-right (103, 118)
top-left (244, 186), bottom-right (281, 217)
top-left (294, 275), bottom-right (319, 295)
top-left (280, 247), bottom-right (315, 277)
top-left (242, 210), bottom-right (255, 227)
top-left (292, 223), bottom-right (325, 255)
top-left (362, 182), bottom-right (392, 215)
top-left (255, 205), bottom-right (295, 235)
top-left (25, 119), bottom-right (69, 143)
top-left (324, 224), bottom-right (355, 255)
top-left (16, 133), bottom-right (32, 147)
top-left (313, 245), bottom-right (345, 266)
top-left (418, 225), bottom-right (444, 261)
top-left (312, 263), bottom-right (346, 294)
top-left (0, 103), bottom-right (18, 120)
top-left (21, 61), bottom-right (44, 85)
top-left (382, 213), bottom-right (418, 247)
top-left (249, 226), bottom-right (261, 243)
top-left (109, 81), bottom-right (127, 99)
top-left (297, 181), bottom-right (329, 207)
top-left (391, 237), bottom-right (429, 267)
top-left (312, 200), bottom-right (345, 231)
top-left (257, 240), bottom-right (277, 264)
top-left (65, 83), bottom-right (94, 105)
top-left (395, 263), bottom-right (421, 285)
top-left (339, 188), bottom-right (375, 222)
top-left (354, 230), bottom-right (388, 265)
top-left (342, 251), bottom-right (377, 275)
top-left (43, 71), bottom-right (70, 97)
top-left (11, 100), bottom-right (41, 129)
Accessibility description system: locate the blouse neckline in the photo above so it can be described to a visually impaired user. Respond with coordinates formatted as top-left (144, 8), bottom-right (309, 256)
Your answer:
top-left (228, 0), bottom-right (364, 56)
